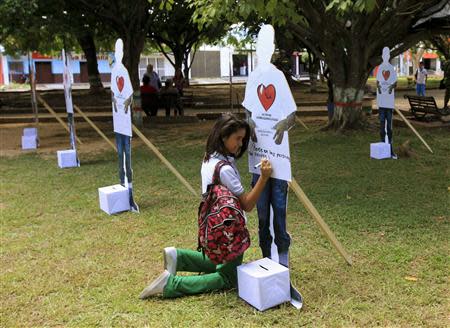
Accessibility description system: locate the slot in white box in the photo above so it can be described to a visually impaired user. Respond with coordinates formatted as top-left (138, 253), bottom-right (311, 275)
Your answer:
top-left (22, 135), bottom-right (37, 150)
top-left (57, 149), bottom-right (79, 168)
top-left (370, 142), bottom-right (391, 159)
top-left (237, 258), bottom-right (290, 311)
top-left (98, 184), bottom-right (130, 215)
top-left (23, 127), bottom-right (37, 136)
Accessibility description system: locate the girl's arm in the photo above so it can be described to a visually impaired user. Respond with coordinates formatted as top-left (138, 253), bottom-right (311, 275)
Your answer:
top-left (238, 159), bottom-right (272, 212)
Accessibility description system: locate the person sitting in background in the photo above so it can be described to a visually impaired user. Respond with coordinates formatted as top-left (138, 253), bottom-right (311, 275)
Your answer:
top-left (160, 79), bottom-right (183, 117)
top-left (143, 64), bottom-right (162, 92)
top-left (140, 75), bottom-right (158, 117)
top-left (173, 68), bottom-right (185, 97)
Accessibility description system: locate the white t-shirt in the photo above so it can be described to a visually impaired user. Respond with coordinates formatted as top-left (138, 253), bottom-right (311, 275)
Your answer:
top-left (243, 64), bottom-right (296, 182)
top-left (416, 68), bottom-right (427, 84)
top-left (242, 64), bottom-right (297, 128)
top-left (201, 152), bottom-right (244, 196)
top-left (111, 62), bottom-right (133, 136)
top-left (376, 62), bottom-right (397, 109)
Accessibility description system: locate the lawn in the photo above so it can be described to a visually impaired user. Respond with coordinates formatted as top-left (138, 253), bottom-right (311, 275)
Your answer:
top-left (1, 122), bottom-right (449, 327)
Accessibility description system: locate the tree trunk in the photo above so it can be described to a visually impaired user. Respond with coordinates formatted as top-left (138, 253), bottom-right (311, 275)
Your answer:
top-left (328, 85), bottom-right (365, 130)
top-left (412, 48), bottom-right (425, 76)
top-left (309, 57), bottom-right (320, 93)
top-left (122, 34), bottom-right (146, 91)
top-left (183, 48), bottom-right (197, 86)
top-left (77, 33), bottom-right (104, 93)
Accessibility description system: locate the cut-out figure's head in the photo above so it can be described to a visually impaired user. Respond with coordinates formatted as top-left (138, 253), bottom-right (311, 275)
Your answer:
top-left (382, 47), bottom-right (390, 63)
top-left (256, 24), bottom-right (275, 66)
top-left (115, 39), bottom-right (124, 64)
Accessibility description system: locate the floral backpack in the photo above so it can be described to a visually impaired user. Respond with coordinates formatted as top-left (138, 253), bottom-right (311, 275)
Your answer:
top-left (197, 161), bottom-right (250, 264)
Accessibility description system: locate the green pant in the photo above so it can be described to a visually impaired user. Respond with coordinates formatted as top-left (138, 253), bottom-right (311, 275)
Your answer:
top-left (162, 249), bottom-right (243, 298)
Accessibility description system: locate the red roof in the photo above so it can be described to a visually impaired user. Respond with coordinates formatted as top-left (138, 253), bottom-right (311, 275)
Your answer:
top-left (32, 51), bottom-right (52, 59)
top-left (423, 53), bottom-right (438, 59)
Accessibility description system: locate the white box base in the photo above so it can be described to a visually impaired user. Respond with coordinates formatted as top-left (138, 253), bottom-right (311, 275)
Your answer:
top-left (57, 149), bottom-right (79, 168)
top-left (23, 127), bottom-right (37, 137)
top-left (98, 184), bottom-right (130, 215)
top-left (370, 142), bottom-right (391, 159)
top-left (22, 135), bottom-right (37, 150)
top-left (237, 258), bottom-right (290, 311)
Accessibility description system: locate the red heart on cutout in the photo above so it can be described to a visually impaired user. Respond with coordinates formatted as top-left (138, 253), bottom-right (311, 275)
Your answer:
top-left (257, 84), bottom-right (276, 111)
top-left (382, 70), bottom-right (390, 81)
top-left (116, 76), bottom-right (124, 92)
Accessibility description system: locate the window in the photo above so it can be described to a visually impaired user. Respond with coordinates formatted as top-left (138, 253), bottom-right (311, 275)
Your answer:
top-left (9, 61), bottom-right (24, 74)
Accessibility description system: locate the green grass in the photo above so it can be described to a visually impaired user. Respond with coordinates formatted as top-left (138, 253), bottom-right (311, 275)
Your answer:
top-left (1, 123), bottom-right (449, 327)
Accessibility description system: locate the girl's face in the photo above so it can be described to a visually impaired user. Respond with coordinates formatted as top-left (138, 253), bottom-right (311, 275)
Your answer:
top-left (223, 128), bottom-right (246, 156)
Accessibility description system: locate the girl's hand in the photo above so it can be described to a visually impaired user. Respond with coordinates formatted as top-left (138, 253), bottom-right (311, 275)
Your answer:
top-left (260, 158), bottom-right (272, 180)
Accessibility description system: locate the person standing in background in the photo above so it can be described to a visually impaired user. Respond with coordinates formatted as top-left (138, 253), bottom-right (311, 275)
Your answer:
top-left (415, 61), bottom-right (428, 96)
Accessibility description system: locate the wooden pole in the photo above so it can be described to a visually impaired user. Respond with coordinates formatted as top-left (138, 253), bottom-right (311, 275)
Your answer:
top-left (37, 95), bottom-right (82, 144)
top-left (393, 107), bottom-right (433, 154)
top-left (289, 178), bottom-right (353, 265)
top-left (132, 124), bottom-right (199, 197)
top-left (73, 105), bottom-right (117, 152)
top-left (295, 116), bottom-right (309, 130)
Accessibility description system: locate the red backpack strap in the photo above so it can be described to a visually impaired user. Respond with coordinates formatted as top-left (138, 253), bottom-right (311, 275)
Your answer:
top-left (212, 160), bottom-right (231, 185)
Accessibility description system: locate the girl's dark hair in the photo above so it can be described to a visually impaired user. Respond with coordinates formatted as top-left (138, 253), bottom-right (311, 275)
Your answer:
top-left (204, 113), bottom-right (250, 161)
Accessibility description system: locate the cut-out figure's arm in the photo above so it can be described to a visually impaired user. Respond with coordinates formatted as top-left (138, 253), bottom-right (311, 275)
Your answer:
top-left (272, 112), bottom-right (296, 145)
top-left (123, 94), bottom-right (133, 114)
top-left (377, 81), bottom-right (381, 94)
top-left (388, 81), bottom-right (397, 94)
top-left (245, 109), bottom-right (258, 143)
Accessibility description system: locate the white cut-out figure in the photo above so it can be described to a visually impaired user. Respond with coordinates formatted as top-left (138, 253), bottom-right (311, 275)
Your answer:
top-left (111, 39), bottom-right (139, 212)
top-left (62, 49), bottom-right (79, 166)
top-left (242, 24), bottom-right (302, 308)
top-left (376, 47), bottom-right (398, 159)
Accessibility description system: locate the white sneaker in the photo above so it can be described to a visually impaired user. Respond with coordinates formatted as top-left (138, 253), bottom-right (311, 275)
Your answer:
top-left (164, 247), bottom-right (177, 275)
top-left (139, 270), bottom-right (170, 299)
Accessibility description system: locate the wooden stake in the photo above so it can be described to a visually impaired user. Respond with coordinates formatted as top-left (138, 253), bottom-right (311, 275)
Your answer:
top-left (37, 95), bottom-right (82, 145)
top-left (295, 116), bottom-right (309, 130)
top-left (394, 107), bottom-right (433, 154)
top-left (132, 124), bottom-right (199, 197)
top-left (73, 105), bottom-right (117, 152)
top-left (289, 178), bottom-right (353, 265)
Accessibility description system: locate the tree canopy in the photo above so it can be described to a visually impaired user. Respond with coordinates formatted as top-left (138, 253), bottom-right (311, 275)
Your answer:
top-left (193, 0), bottom-right (450, 130)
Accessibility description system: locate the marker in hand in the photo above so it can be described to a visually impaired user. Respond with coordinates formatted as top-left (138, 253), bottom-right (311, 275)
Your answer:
top-left (254, 158), bottom-right (267, 169)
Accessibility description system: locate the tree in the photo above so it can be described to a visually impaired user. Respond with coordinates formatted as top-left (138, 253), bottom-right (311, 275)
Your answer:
top-left (193, 0), bottom-right (450, 130)
top-left (148, 0), bottom-right (230, 83)
top-left (40, 0), bottom-right (114, 93)
top-left (79, 0), bottom-right (157, 90)
top-left (0, 0), bottom-right (60, 54)
top-left (0, 0), bottom-right (111, 92)
top-left (429, 34), bottom-right (450, 59)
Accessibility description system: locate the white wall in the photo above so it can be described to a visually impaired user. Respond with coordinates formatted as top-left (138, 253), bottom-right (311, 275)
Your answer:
top-left (220, 47), bottom-right (233, 77)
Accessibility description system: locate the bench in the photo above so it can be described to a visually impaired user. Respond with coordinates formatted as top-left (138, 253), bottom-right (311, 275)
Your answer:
top-left (403, 95), bottom-right (449, 120)
top-left (181, 90), bottom-right (194, 108)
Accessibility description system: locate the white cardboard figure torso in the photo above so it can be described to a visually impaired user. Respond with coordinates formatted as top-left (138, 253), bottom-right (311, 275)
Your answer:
top-left (243, 31), bottom-right (296, 182)
top-left (111, 39), bottom-right (133, 137)
top-left (62, 49), bottom-right (74, 114)
top-left (376, 47), bottom-right (397, 109)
